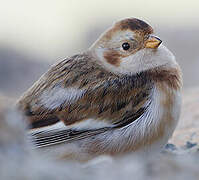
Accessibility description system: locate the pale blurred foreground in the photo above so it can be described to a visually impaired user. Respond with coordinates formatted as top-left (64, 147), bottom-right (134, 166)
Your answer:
top-left (0, 91), bottom-right (199, 180)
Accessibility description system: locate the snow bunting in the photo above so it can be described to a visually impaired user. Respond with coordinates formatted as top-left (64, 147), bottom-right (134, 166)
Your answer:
top-left (17, 18), bottom-right (182, 161)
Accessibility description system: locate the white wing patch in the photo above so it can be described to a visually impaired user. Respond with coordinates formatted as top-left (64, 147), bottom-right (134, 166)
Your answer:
top-left (68, 119), bottom-right (112, 130)
top-left (40, 86), bottom-right (85, 110)
top-left (30, 119), bottom-right (112, 136)
top-left (29, 121), bottom-right (65, 134)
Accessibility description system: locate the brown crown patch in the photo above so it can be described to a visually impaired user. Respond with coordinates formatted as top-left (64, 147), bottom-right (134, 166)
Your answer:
top-left (114, 18), bottom-right (153, 35)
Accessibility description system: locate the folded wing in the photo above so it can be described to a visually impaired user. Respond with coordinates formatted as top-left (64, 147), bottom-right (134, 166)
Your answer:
top-left (17, 53), bottom-right (153, 147)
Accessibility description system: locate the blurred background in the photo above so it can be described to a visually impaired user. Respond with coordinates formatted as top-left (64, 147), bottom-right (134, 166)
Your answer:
top-left (0, 0), bottom-right (199, 98)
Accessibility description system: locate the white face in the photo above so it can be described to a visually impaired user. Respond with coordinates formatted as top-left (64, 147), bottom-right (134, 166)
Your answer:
top-left (93, 44), bottom-right (178, 75)
top-left (116, 45), bottom-right (178, 74)
top-left (91, 29), bottom-right (178, 75)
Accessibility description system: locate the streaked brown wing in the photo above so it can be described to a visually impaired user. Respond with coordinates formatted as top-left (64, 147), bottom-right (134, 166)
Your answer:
top-left (17, 53), bottom-right (104, 128)
top-left (17, 53), bottom-right (152, 131)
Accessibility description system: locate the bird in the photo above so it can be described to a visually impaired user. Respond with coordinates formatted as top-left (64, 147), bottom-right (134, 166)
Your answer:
top-left (17, 18), bottom-right (182, 161)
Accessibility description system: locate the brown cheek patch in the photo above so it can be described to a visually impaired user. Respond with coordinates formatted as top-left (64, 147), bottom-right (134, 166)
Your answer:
top-left (103, 50), bottom-right (121, 67)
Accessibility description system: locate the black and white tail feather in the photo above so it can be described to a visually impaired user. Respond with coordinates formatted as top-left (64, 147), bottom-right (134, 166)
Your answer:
top-left (29, 125), bottom-right (109, 148)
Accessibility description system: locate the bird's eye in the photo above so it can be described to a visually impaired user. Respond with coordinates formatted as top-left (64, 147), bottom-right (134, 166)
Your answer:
top-left (122, 42), bottom-right (130, 50)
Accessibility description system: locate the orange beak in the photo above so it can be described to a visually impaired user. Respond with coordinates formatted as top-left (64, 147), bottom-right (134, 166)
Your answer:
top-left (145, 35), bottom-right (162, 49)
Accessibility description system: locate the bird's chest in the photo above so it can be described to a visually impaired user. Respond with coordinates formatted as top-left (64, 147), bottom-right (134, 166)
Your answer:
top-left (97, 84), bottom-right (181, 155)
top-left (131, 84), bottom-right (182, 153)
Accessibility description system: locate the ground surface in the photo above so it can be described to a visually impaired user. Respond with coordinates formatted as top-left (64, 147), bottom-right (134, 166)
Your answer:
top-left (168, 88), bottom-right (199, 153)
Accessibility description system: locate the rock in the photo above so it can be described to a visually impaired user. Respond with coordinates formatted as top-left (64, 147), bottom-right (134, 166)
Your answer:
top-left (165, 143), bottom-right (177, 151)
top-left (184, 141), bottom-right (197, 149)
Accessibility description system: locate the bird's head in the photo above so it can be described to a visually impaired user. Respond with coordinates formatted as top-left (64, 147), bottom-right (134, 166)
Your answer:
top-left (90, 18), bottom-right (178, 75)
